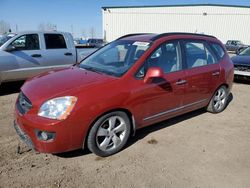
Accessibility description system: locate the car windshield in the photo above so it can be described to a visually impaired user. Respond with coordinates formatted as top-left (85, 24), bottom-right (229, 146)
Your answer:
top-left (239, 47), bottom-right (250, 56)
top-left (0, 35), bottom-right (13, 47)
top-left (236, 41), bottom-right (242, 45)
top-left (79, 40), bottom-right (151, 77)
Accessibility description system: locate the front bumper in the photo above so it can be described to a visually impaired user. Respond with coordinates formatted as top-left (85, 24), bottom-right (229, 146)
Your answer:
top-left (14, 120), bottom-right (34, 150)
top-left (234, 70), bottom-right (250, 77)
top-left (234, 70), bottom-right (250, 81)
top-left (14, 107), bottom-right (88, 154)
top-left (234, 64), bottom-right (250, 81)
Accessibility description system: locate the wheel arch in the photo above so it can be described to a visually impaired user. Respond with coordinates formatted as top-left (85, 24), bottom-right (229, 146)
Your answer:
top-left (210, 83), bottom-right (229, 100)
top-left (82, 108), bottom-right (136, 150)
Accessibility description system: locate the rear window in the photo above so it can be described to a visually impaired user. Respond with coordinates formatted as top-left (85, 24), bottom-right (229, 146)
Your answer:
top-left (210, 43), bottom-right (225, 59)
top-left (44, 34), bottom-right (66, 49)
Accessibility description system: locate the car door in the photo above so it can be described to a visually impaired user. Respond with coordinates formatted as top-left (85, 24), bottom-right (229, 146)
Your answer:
top-left (0, 33), bottom-right (45, 81)
top-left (131, 41), bottom-right (187, 127)
top-left (182, 40), bottom-right (221, 108)
top-left (42, 33), bottom-right (75, 69)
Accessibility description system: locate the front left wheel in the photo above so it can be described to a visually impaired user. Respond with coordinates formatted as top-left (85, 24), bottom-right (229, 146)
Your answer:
top-left (87, 111), bottom-right (131, 157)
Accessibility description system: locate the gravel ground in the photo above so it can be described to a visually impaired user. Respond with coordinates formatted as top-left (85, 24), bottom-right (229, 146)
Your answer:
top-left (0, 81), bottom-right (249, 188)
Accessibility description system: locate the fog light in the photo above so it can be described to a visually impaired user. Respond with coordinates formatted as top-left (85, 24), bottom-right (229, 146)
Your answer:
top-left (35, 130), bottom-right (55, 141)
top-left (41, 131), bottom-right (48, 140)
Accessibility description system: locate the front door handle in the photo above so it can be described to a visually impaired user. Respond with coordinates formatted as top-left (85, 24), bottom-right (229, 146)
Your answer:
top-left (212, 71), bottom-right (220, 76)
top-left (176, 79), bottom-right (187, 85)
top-left (31, 54), bottom-right (42, 58)
top-left (64, 52), bottom-right (73, 56)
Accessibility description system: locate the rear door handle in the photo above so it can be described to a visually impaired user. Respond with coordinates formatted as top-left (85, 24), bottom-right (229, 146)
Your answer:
top-left (31, 54), bottom-right (42, 58)
top-left (64, 52), bottom-right (73, 56)
top-left (212, 71), bottom-right (220, 76)
top-left (176, 79), bottom-right (187, 85)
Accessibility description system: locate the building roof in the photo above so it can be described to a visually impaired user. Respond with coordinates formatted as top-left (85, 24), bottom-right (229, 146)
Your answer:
top-left (102, 3), bottom-right (250, 10)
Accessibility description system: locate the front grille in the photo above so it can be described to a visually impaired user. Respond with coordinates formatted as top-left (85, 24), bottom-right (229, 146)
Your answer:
top-left (16, 92), bottom-right (32, 115)
top-left (234, 65), bottom-right (250, 72)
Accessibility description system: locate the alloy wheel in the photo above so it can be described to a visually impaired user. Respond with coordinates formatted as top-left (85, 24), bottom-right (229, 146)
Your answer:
top-left (213, 87), bottom-right (227, 111)
top-left (96, 116), bottom-right (127, 152)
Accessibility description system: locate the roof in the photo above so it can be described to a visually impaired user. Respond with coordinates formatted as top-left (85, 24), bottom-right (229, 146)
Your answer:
top-left (102, 3), bottom-right (250, 10)
top-left (117, 33), bottom-right (156, 41)
top-left (118, 32), bottom-right (217, 42)
top-left (12, 30), bottom-right (70, 35)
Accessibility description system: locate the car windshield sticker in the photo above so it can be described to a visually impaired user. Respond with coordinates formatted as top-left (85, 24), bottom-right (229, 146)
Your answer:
top-left (133, 41), bottom-right (150, 46)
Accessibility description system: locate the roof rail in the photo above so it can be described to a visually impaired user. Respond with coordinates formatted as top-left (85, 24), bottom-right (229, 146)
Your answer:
top-left (116, 33), bottom-right (154, 40)
top-left (151, 32), bottom-right (217, 41)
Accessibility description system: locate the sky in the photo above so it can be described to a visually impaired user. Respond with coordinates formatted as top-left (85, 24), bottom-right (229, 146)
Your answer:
top-left (1, 0), bottom-right (250, 38)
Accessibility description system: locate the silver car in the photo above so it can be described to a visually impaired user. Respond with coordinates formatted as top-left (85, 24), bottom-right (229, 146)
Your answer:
top-left (0, 31), bottom-right (78, 85)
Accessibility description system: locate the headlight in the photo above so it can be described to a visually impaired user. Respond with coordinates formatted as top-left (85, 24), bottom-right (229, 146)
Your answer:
top-left (38, 96), bottom-right (77, 120)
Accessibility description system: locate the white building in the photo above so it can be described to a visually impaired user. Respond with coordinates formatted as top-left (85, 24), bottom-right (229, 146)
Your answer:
top-left (102, 4), bottom-right (250, 44)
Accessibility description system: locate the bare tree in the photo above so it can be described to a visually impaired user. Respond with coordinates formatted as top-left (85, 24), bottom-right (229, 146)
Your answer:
top-left (0, 20), bottom-right (11, 34)
top-left (82, 28), bottom-right (87, 39)
top-left (70, 24), bottom-right (74, 37)
top-left (38, 22), bottom-right (57, 31)
top-left (89, 27), bottom-right (96, 39)
top-left (38, 22), bottom-right (46, 31)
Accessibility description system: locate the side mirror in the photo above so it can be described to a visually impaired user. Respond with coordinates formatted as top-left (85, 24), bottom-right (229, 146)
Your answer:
top-left (143, 67), bottom-right (164, 84)
top-left (5, 45), bottom-right (16, 52)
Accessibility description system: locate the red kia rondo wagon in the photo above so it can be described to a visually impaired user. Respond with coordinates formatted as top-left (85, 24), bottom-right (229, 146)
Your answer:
top-left (14, 33), bottom-right (234, 156)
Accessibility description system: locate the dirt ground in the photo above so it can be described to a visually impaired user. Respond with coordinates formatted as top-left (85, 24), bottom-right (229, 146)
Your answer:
top-left (0, 81), bottom-right (249, 188)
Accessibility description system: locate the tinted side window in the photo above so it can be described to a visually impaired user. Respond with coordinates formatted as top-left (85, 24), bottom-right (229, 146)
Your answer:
top-left (11, 34), bottom-right (39, 50)
top-left (210, 43), bottom-right (225, 59)
top-left (184, 42), bottom-right (207, 68)
top-left (136, 41), bottom-right (181, 78)
top-left (147, 42), bottom-right (181, 73)
top-left (44, 34), bottom-right (66, 49)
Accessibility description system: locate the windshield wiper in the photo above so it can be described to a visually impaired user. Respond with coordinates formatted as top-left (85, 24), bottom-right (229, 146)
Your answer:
top-left (80, 65), bottom-right (104, 75)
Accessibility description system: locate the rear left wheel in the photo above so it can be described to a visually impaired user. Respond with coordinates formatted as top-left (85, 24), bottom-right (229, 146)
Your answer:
top-left (87, 111), bottom-right (131, 157)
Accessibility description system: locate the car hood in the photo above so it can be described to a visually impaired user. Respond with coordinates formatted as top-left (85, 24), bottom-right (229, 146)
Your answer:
top-left (231, 55), bottom-right (250, 66)
top-left (21, 66), bottom-right (117, 104)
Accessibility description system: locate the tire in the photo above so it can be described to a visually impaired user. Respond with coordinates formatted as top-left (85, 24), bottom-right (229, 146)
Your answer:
top-left (87, 111), bottom-right (131, 157)
top-left (206, 86), bottom-right (228, 113)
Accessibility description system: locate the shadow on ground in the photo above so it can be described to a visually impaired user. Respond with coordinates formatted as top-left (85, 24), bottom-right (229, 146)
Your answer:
top-left (57, 109), bottom-right (207, 158)
top-left (0, 81), bottom-right (24, 96)
top-left (58, 92), bottom-right (234, 158)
